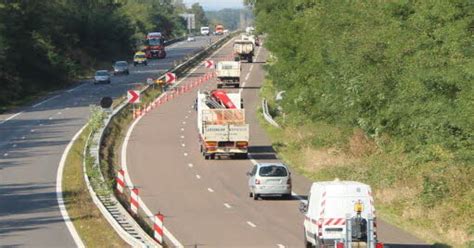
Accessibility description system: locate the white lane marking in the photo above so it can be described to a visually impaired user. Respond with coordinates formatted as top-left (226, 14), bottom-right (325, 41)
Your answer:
top-left (30, 129), bottom-right (35, 133)
top-left (57, 124), bottom-right (87, 248)
top-left (184, 152), bottom-right (188, 156)
top-left (185, 116), bottom-right (188, 119)
top-left (21, 136), bottom-right (26, 140)
top-left (277, 244), bottom-right (285, 248)
top-left (66, 83), bottom-right (87, 93)
top-left (0, 112), bottom-right (23, 125)
top-left (116, 35), bottom-right (234, 248)
top-left (12, 144), bottom-right (17, 148)
top-left (180, 135), bottom-right (185, 139)
top-left (239, 49), bottom-right (261, 94)
top-left (246, 221), bottom-right (257, 228)
top-left (188, 163), bottom-right (193, 168)
top-left (196, 175), bottom-right (201, 179)
top-left (49, 117), bottom-right (53, 120)
top-left (39, 123), bottom-right (44, 126)
top-left (3, 153), bottom-right (8, 157)
top-left (182, 121), bottom-right (186, 125)
top-left (181, 143), bottom-right (186, 147)
top-left (207, 188), bottom-right (214, 193)
top-left (181, 128), bottom-right (184, 131)
top-left (65, 107), bottom-right (70, 110)
top-left (245, 73), bottom-right (250, 81)
top-left (224, 203), bottom-right (232, 209)
top-left (188, 110), bottom-right (192, 113)
top-left (57, 112), bottom-right (62, 115)
top-left (33, 95), bottom-right (60, 108)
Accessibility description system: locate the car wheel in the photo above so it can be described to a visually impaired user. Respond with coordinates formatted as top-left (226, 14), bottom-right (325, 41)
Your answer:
top-left (144, 62), bottom-right (148, 66)
top-left (126, 71), bottom-right (129, 75)
top-left (253, 193), bottom-right (259, 200)
top-left (134, 63), bottom-right (137, 66)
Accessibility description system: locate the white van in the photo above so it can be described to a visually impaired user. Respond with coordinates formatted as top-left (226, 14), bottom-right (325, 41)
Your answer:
top-left (300, 180), bottom-right (383, 248)
top-left (200, 26), bottom-right (210, 36)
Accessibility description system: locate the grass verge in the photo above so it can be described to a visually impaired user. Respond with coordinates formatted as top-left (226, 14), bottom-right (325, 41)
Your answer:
top-left (259, 79), bottom-right (473, 248)
top-left (62, 124), bottom-right (127, 247)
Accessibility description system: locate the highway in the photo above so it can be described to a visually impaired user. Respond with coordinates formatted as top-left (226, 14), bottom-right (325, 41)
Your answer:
top-left (0, 36), bottom-right (218, 247)
top-left (125, 38), bottom-right (430, 247)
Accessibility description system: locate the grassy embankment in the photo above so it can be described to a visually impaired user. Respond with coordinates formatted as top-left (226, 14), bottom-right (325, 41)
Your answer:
top-left (62, 124), bottom-right (127, 247)
top-left (259, 80), bottom-right (473, 248)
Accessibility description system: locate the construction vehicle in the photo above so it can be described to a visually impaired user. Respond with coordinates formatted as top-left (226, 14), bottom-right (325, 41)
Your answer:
top-left (215, 24), bottom-right (224, 35)
top-left (233, 36), bottom-right (255, 63)
top-left (216, 61), bottom-right (241, 88)
top-left (300, 180), bottom-right (384, 248)
top-left (196, 90), bottom-right (249, 160)
top-left (144, 32), bottom-right (166, 59)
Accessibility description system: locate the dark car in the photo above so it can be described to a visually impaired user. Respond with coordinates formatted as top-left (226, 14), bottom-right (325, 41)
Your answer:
top-left (113, 61), bottom-right (129, 75)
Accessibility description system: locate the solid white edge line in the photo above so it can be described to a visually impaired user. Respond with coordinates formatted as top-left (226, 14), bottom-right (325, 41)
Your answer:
top-left (120, 34), bottom-right (237, 248)
top-left (57, 124), bottom-right (87, 248)
top-left (0, 112), bottom-right (23, 125)
top-left (33, 94), bottom-right (60, 108)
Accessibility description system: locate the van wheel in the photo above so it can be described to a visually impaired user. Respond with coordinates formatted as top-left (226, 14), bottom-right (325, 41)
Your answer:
top-left (249, 192), bottom-right (253, 197)
top-left (204, 154), bottom-right (209, 160)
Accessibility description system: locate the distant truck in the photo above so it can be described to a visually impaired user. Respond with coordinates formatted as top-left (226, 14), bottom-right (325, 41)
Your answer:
top-left (144, 32), bottom-right (166, 59)
top-left (196, 90), bottom-right (249, 160)
top-left (300, 180), bottom-right (384, 248)
top-left (233, 39), bottom-right (254, 63)
top-left (216, 61), bottom-right (241, 88)
top-left (215, 24), bottom-right (224, 35)
top-left (201, 26), bottom-right (210, 36)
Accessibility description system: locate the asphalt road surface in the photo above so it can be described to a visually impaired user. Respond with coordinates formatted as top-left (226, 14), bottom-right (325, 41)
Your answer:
top-left (0, 36), bottom-right (219, 247)
top-left (126, 38), bottom-right (430, 247)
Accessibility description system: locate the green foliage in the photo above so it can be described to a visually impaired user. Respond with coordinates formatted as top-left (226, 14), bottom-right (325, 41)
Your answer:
top-left (0, 0), bottom-right (186, 107)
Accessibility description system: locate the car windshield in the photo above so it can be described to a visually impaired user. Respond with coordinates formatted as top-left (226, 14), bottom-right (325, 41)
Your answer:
top-left (96, 71), bottom-right (108, 76)
top-left (147, 38), bottom-right (163, 46)
top-left (135, 54), bottom-right (145, 59)
top-left (258, 165), bottom-right (288, 177)
top-left (115, 61), bottom-right (127, 67)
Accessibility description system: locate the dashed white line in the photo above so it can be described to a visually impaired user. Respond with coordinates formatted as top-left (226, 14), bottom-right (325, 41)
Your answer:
top-left (181, 143), bottom-right (186, 147)
top-left (180, 135), bottom-right (185, 139)
top-left (224, 203), bottom-right (232, 209)
top-left (39, 123), bottom-right (44, 126)
top-left (184, 152), bottom-right (188, 156)
top-left (196, 175), bottom-right (201, 179)
top-left (182, 121), bottom-right (186, 125)
top-left (277, 244), bottom-right (285, 248)
top-left (207, 188), bottom-right (214, 193)
top-left (245, 73), bottom-right (250, 81)
top-left (30, 129), bottom-right (35, 133)
top-left (181, 128), bottom-right (184, 131)
top-left (21, 136), bottom-right (26, 140)
top-left (57, 112), bottom-right (62, 115)
top-left (49, 117), bottom-right (53, 120)
top-left (3, 153), bottom-right (8, 157)
top-left (188, 163), bottom-right (193, 168)
top-left (185, 116), bottom-right (189, 119)
top-left (246, 221), bottom-right (257, 228)
top-left (188, 110), bottom-right (192, 113)
top-left (12, 144), bottom-right (17, 148)
top-left (32, 95), bottom-right (60, 108)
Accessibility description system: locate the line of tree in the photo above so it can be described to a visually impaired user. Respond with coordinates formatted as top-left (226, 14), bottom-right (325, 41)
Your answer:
top-left (0, 0), bottom-right (188, 108)
top-left (250, 1), bottom-right (473, 244)
top-left (205, 8), bottom-right (253, 31)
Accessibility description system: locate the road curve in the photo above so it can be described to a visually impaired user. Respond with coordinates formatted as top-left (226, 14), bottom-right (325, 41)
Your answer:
top-left (125, 37), bottom-right (430, 248)
top-left (0, 36), bottom-right (217, 247)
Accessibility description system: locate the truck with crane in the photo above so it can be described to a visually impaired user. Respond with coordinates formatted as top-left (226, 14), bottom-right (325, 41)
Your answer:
top-left (196, 90), bottom-right (249, 160)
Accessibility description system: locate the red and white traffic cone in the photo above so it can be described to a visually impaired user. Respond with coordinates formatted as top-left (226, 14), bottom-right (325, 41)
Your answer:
top-left (130, 188), bottom-right (139, 214)
top-left (154, 212), bottom-right (164, 244)
top-left (116, 169), bottom-right (125, 194)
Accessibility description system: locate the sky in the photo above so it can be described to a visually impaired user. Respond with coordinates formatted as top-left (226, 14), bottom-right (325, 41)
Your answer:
top-left (183, 0), bottom-right (244, 10)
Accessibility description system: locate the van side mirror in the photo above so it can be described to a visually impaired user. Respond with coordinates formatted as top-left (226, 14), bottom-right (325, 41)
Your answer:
top-left (299, 201), bottom-right (308, 214)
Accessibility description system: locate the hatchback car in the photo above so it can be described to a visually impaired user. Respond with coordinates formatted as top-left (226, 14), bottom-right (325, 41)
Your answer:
top-left (94, 70), bottom-right (111, 84)
top-left (247, 163), bottom-right (292, 200)
top-left (113, 61), bottom-right (129, 75)
top-left (133, 51), bottom-right (147, 66)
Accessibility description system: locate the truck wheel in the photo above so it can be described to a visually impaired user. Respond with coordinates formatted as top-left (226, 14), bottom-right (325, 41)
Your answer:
top-left (210, 154), bottom-right (216, 160)
top-left (249, 56), bottom-right (253, 63)
top-left (217, 84), bottom-right (222, 89)
top-left (204, 154), bottom-right (210, 160)
top-left (249, 192), bottom-right (253, 197)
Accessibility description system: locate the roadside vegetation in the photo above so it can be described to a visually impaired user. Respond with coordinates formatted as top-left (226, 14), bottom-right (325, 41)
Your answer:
top-left (250, 1), bottom-right (473, 247)
top-left (0, 0), bottom-right (207, 112)
top-left (63, 123), bottom-right (127, 247)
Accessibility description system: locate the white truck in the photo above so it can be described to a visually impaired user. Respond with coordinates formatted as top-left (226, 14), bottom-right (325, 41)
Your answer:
top-left (300, 180), bottom-right (384, 248)
top-left (200, 26), bottom-right (210, 36)
top-left (216, 61), bottom-right (241, 88)
top-left (233, 39), bottom-right (254, 63)
top-left (197, 90), bottom-right (249, 160)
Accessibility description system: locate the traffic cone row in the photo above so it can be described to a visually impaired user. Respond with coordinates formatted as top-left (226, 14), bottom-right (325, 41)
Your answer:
top-left (132, 71), bottom-right (217, 120)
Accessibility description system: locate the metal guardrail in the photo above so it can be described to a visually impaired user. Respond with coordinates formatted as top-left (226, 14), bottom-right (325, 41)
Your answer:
top-left (81, 32), bottom-right (239, 247)
top-left (262, 98), bottom-right (280, 128)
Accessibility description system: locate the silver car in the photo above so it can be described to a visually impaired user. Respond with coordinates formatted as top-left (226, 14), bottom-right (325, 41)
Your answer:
top-left (94, 70), bottom-right (111, 84)
top-left (247, 163), bottom-right (292, 200)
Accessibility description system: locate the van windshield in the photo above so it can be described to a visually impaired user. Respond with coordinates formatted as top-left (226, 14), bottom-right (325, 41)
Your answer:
top-left (259, 165), bottom-right (287, 177)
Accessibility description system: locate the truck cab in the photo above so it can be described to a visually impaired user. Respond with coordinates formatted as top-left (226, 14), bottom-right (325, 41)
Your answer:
top-left (216, 61), bottom-right (241, 88)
